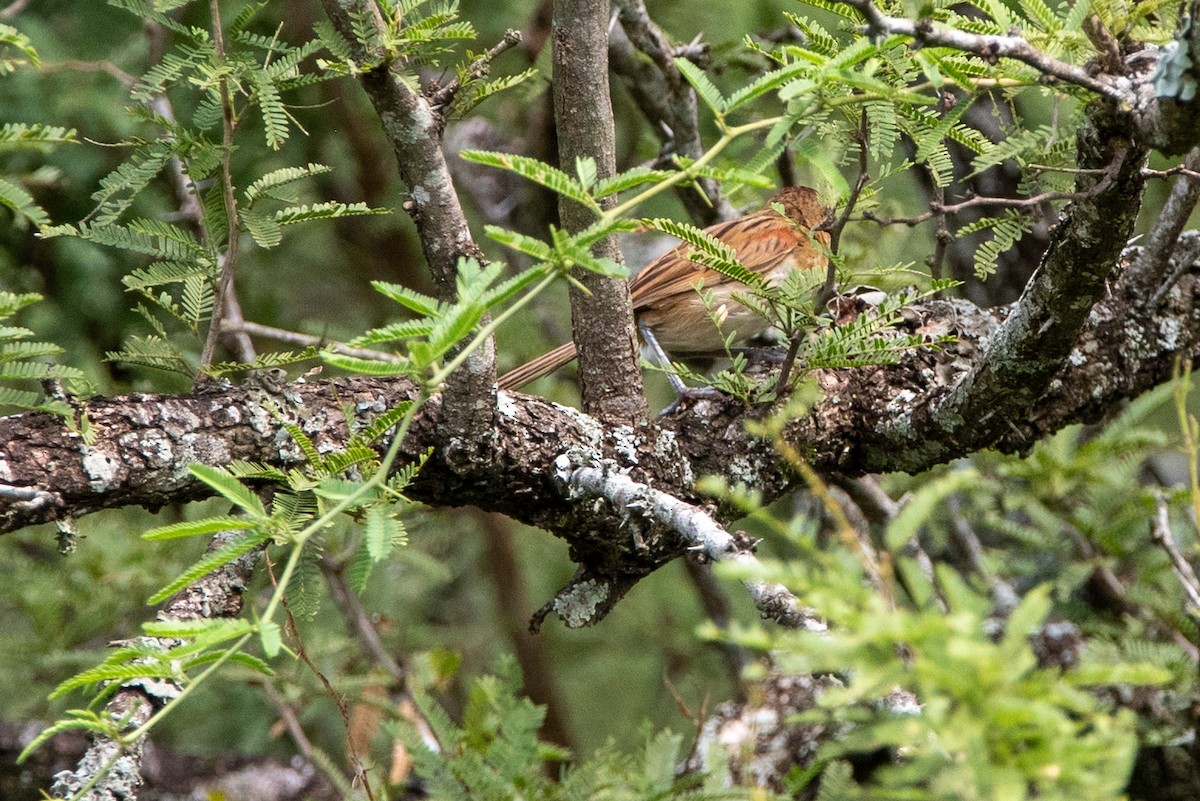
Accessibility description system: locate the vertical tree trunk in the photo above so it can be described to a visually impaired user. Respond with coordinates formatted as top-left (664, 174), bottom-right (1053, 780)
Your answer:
top-left (552, 0), bottom-right (648, 425)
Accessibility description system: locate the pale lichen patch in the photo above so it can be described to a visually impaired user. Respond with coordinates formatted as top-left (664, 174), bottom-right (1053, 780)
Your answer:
top-left (552, 579), bottom-right (608, 628)
top-left (82, 448), bottom-right (121, 492)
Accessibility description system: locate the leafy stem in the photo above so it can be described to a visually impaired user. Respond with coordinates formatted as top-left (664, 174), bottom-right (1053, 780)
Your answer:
top-left (430, 271), bottom-right (558, 387)
top-left (602, 116), bottom-right (780, 221)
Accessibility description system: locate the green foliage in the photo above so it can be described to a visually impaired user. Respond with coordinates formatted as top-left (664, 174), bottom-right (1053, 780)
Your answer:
top-left (7, 0), bottom-right (1198, 796)
top-left (0, 30), bottom-right (77, 230)
top-left (699, 372), bottom-right (1197, 798)
top-left (957, 211), bottom-right (1039, 278)
top-left (392, 657), bottom-right (759, 801)
top-left (0, 292), bottom-right (86, 417)
top-left (0, 22), bottom-right (38, 75)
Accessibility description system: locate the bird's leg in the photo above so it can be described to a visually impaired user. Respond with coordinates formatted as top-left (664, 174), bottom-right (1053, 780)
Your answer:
top-left (638, 320), bottom-right (689, 396)
top-left (639, 321), bottom-right (724, 407)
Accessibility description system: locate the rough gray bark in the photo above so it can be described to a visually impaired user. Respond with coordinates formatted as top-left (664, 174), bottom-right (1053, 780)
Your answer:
top-left (552, 0), bottom-right (648, 425)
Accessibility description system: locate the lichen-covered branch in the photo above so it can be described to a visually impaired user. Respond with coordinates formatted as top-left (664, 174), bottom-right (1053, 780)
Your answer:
top-left (566, 466), bottom-right (824, 629)
top-left (860, 107), bottom-right (1149, 470)
top-left (1, 234), bottom-right (1196, 624)
top-left (51, 529), bottom-right (259, 800)
top-left (834, 0), bottom-right (1124, 100)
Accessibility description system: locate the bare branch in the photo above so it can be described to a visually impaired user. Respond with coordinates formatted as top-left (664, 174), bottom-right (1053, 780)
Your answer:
top-left (1150, 493), bottom-right (1200, 609)
top-left (1124, 147), bottom-right (1200, 305)
top-left (834, 0), bottom-right (1126, 102)
top-left (221, 320), bottom-right (402, 363)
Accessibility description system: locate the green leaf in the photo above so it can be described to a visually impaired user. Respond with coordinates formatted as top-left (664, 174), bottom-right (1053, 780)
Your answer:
top-left (0, 176), bottom-right (48, 227)
top-left (725, 60), bottom-right (811, 111)
top-left (253, 72), bottom-right (289, 149)
top-left (642, 217), bottom-right (763, 288)
top-left (674, 57), bottom-right (726, 113)
top-left (273, 201), bottom-right (389, 225)
top-left (886, 467), bottom-right (982, 549)
top-left (143, 516), bottom-right (259, 541)
top-left (18, 712), bottom-right (111, 764)
top-left (575, 156), bottom-right (597, 189)
top-left (459, 150), bottom-right (600, 214)
top-left (592, 166), bottom-right (672, 199)
top-left (999, 584), bottom-right (1051, 662)
top-left (243, 209), bottom-right (283, 248)
top-left (243, 163), bottom-right (333, 207)
top-left (148, 529), bottom-right (272, 605)
top-left (0, 23), bottom-right (40, 73)
top-left (371, 280), bottom-right (441, 316)
top-left (260, 620), bottom-right (282, 658)
top-left (322, 352), bottom-right (415, 376)
top-left (142, 618), bottom-right (255, 640)
top-left (484, 226), bottom-right (555, 261)
top-left (50, 662), bottom-right (176, 700)
top-left (189, 465), bottom-right (267, 518)
top-left (0, 123), bottom-right (76, 150)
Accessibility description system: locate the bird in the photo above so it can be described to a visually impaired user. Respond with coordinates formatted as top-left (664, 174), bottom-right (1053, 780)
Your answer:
top-left (498, 186), bottom-right (830, 391)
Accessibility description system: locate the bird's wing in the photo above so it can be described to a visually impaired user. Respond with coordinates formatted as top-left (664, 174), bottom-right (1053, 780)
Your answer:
top-left (629, 211), bottom-right (817, 311)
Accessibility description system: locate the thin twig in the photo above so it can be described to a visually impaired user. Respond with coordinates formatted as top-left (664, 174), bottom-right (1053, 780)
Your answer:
top-left (199, 0), bottom-right (243, 373)
top-left (268, 557), bottom-right (378, 801)
top-left (221, 320), bottom-right (403, 363)
top-left (860, 151), bottom-right (1124, 227)
top-left (1150, 492), bottom-right (1200, 609)
top-left (1128, 146), bottom-right (1200, 305)
top-left (426, 29), bottom-right (523, 114)
top-left (834, 0), bottom-right (1125, 102)
top-left (0, 0), bottom-right (29, 20)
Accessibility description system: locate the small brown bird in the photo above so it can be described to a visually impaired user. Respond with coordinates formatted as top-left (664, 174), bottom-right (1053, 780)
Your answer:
top-left (498, 186), bottom-right (830, 390)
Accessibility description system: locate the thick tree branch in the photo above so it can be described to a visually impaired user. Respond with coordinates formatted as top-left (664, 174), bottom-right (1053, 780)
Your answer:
top-left (1, 233), bottom-right (1196, 625)
top-left (858, 106), bottom-right (1148, 471)
top-left (552, 0), bottom-right (648, 425)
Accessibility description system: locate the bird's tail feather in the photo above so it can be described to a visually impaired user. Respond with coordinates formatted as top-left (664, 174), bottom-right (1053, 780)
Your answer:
top-left (498, 341), bottom-right (578, 390)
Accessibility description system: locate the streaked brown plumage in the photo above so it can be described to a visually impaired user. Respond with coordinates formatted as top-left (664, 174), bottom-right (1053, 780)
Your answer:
top-left (498, 186), bottom-right (830, 390)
